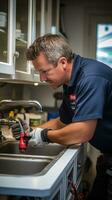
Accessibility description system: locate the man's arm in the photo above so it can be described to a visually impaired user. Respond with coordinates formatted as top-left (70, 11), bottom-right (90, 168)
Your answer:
top-left (11, 118), bottom-right (97, 146)
top-left (38, 117), bottom-right (66, 130)
top-left (47, 120), bottom-right (97, 145)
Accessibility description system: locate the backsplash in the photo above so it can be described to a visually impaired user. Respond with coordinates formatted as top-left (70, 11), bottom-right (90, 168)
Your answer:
top-left (0, 83), bottom-right (23, 100)
top-left (0, 82), bottom-right (63, 109)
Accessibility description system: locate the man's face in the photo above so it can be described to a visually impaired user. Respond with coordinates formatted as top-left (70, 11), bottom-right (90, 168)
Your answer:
top-left (32, 52), bottom-right (68, 89)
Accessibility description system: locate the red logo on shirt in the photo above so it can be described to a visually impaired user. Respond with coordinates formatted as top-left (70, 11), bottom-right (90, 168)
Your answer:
top-left (69, 94), bottom-right (76, 111)
top-left (69, 94), bottom-right (76, 101)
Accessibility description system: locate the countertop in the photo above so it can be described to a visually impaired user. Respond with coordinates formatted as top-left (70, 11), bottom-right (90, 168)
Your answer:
top-left (0, 145), bottom-right (80, 197)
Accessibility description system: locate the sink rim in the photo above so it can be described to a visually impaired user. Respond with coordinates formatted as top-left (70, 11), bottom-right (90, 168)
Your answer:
top-left (0, 153), bottom-right (54, 160)
top-left (0, 154), bottom-right (53, 161)
top-left (0, 141), bottom-right (66, 158)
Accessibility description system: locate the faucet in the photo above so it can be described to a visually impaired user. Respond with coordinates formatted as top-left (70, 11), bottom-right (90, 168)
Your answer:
top-left (0, 100), bottom-right (42, 112)
top-left (16, 118), bottom-right (28, 152)
top-left (0, 100), bottom-right (42, 149)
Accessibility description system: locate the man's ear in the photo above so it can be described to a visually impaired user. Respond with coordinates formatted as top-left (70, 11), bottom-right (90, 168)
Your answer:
top-left (58, 57), bottom-right (67, 70)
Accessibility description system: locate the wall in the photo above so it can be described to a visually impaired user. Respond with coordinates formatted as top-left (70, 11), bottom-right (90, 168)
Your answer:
top-left (60, 0), bottom-right (112, 57)
top-left (0, 83), bottom-right (23, 100)
top-left (22, 84), bottom-right (63, 108)
top-left (0, 82), bottom-right (62, 109)
top-left (60, 0), bottom-right (85, 55)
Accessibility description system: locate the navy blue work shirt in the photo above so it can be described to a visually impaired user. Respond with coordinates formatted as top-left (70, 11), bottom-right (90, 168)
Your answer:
top-left (59, 55), bottom-right (112, 153)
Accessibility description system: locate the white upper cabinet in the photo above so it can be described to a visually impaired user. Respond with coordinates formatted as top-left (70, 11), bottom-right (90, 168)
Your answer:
top-left (0, 0), bottom-right (60, 83)
top-left (0, 0), bottom-right (15, 75)
top-left (15, 0), bottom-right (29, 73)
top-left (51, 0), bottom-right (60, 34)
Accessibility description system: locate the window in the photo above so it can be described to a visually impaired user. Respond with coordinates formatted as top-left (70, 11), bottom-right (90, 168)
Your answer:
top-left (96, 24), bottom-right (112, 68)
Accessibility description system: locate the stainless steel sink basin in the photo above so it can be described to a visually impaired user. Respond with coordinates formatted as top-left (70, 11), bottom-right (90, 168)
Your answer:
top-left (0, 142), bottom-right (66, 176)
top-left (0, 141), bottom-right (66, 157)
top-left (0, 155), bottom-right (52, 175)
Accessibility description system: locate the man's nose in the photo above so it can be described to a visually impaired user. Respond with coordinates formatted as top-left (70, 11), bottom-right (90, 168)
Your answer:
top-left (40, 73), bottom-right (47, 82)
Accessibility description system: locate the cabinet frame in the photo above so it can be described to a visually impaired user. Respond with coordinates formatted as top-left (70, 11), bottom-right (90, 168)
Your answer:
top-left (0, 0), bottom-right (15, 75)
top-left (0, 0), bottom-right (60, 83)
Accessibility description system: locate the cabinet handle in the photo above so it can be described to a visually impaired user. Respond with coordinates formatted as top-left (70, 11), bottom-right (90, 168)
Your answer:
top-left (14, 51), bottom-right (19, 58)
top-left (3, 51), bottom-right (19, 59)
top-left (3, 50), bottom-right (7, 55)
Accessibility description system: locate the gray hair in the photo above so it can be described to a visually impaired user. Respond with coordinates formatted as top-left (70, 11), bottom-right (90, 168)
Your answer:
top-left (26, 33), bottom-right (73, 65)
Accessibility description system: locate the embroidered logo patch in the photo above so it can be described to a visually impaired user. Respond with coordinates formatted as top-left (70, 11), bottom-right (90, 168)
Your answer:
top-left (69, 94), bottom-right (76, 111)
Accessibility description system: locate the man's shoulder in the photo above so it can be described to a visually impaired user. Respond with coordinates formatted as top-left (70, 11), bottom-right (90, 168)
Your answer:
top-left (79, 56), bottom-right (112, 80)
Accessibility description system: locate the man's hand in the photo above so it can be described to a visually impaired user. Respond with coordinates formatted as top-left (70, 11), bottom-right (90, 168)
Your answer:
top-left (11, 118), bottom-right (29, 140)
top-left (28, 128), bottom-right (52, 146)
top-left (28, 128), bottom-right (44, 146)
top-left (11, 118), bottom-right (52, 145)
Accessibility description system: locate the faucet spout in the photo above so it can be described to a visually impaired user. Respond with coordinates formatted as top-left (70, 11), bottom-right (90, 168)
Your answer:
top-left (0, 100), bottom-right (42, 112)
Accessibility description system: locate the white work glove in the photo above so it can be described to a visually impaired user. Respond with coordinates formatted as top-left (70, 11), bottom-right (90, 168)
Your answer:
top-left (28, 128), bottom-right (52, 146)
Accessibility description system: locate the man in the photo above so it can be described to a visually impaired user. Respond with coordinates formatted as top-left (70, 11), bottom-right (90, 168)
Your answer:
top-left (12, 34), bottom-right (112, 199)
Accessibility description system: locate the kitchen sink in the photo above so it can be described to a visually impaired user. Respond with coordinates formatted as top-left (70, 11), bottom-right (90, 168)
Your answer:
top-left (0, 155), bottom-right (52, 175)
top-left (0, 140), bottom-right (80, 198)
top-left (0, 141), bottom-right (67, 177)
top-left (0, 141), bottom-right (66, 157)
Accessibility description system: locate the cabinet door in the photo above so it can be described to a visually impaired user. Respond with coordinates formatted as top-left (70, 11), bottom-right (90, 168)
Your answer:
top-left (0, 0), bottom-right (15, 75)
top-left (0, 0), bottom-right (60, 80)
top-left (15, 0), bottom-right (41, 83)
top-left (35, 0), bottom-right (41, 38)
top-left (15, 0), bottom-right (29, 73)
top-left (51, 0), bottom-right (60, 34)
top-left (40, 0), bottom-right (60, 35)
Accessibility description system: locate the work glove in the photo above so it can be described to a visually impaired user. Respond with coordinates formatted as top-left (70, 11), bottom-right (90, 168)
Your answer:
top-left (28, 128), bottom-right (52, 146)
top-left (11, 118), bottom-right (52, 145)
top-left (11, 118), bottom-right (29, 140)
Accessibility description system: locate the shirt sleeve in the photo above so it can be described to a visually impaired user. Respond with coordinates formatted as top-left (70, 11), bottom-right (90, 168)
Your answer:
top-left (59, 96), bottom-right (73, 124)
top-left (72, 76), bottom-right (107, 122)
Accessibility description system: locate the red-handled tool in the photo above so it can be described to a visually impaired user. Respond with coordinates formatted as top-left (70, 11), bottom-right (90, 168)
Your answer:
top-left (19, 131), bottom-right (27, 152)
top-left (17, 119), bottom-right (28, 152)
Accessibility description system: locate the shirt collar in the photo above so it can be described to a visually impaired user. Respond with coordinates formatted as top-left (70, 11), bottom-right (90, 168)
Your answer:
top-left (68, 54), bottom-right (82, 87)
